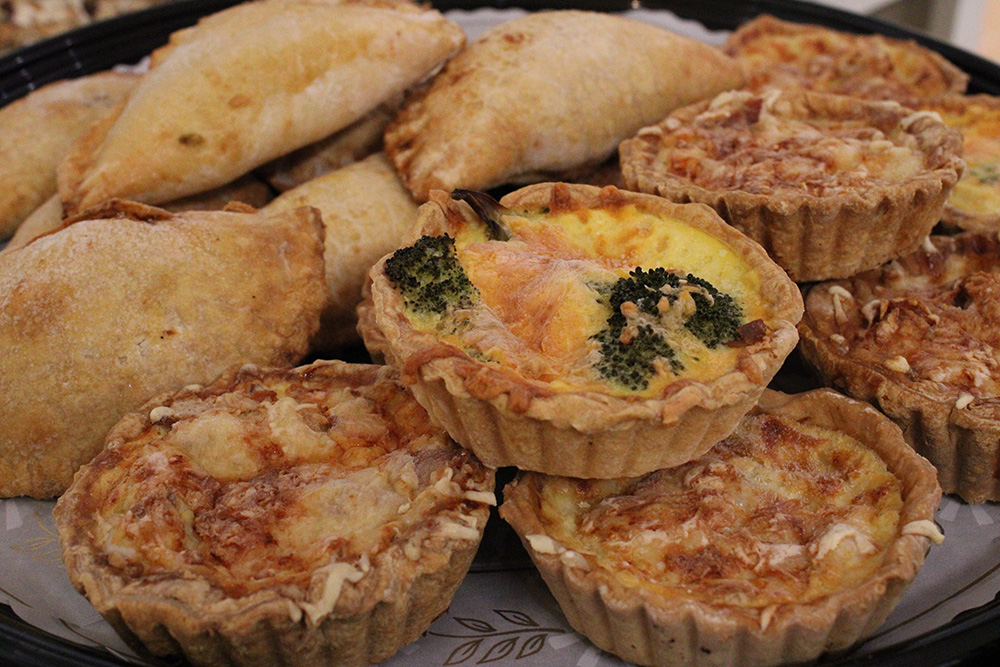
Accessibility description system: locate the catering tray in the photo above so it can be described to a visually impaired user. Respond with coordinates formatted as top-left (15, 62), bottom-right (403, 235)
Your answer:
top-left (2, 2), bottom-right (1000, 666)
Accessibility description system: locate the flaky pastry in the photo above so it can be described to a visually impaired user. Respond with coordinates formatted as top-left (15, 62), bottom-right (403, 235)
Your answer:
top-left (0, 200), bottom-right (325, 498)
top-left (364, 183), bottom-right (802, 478)
top-left (799, 232), bottom-right (1000, 502)
top-left (55, 360), bottom-right (495, 667)
top-left (621, 88), bottom-right (964, 282)
top-left (501, 388), bottom-right (943, 667)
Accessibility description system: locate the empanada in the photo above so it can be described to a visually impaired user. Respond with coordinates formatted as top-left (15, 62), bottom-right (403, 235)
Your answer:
top-left (57, 0), bottom-right (464, 216)
top-left (0, 70), bottom-right (138, 239)
top-left (384, 10), bottom-right (744, 202)
top-left (263, 153), bottom-right (418, 351)
top-left (0, 200), bottom-right (326, 499)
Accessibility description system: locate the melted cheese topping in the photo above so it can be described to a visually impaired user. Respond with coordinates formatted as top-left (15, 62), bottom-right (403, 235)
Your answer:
top-left (408, 203), bottom-right (768, 397)
top-left (531, 412), bottom-right (903, 608)
top-left (649, 91), bottom-right (927, 196)
top-left (922, 100), bottom-right (1000, 219)
top-left (729, 20), bottom-right (961, 104)
top-left (811, 236), bottom-right (1000, 403)
top-left (74, 365), bottom-right (494, 606)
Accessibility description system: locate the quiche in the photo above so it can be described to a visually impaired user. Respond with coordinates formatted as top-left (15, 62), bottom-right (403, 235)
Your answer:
top-left (799, 232), bottom-right (1000, 503)
top-left (723, 14), bottom-right (968, 106)
top-left (54, 360), bottom-right (496, 667)
top-left (363, 182), bottom-right (803, 478)
top-left (620, 88), bottom-right (964, 282)
top-left (919, 94), bottom-right (1000, 232)
top-left (500, 389), bottom-right (943, 667)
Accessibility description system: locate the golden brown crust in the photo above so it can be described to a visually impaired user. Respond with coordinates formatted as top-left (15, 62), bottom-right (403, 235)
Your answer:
top-left (919, 94), bottom-right (1000, 232)
top-left (0, 200), bottom-right (326, 498)
top-left (263, 153), bottom-right (419, 353)
top-left (365, 183), bottom-right (803, 478)
top-left (0, 71), bottom-right (139, 239)
top-left (620, 89), bottom-right (964, 282)
top-left (55, 360), bottom-right (495, 667)
top-left (798, 232), bottom-right (1000, 502)
top-left (723, 14), bottom-right (968, 106)
top-left (56, 0), bottom-right (464, 216)
top-left (384, 9), bottom-right (743, 202)
top-left (500, 388), bottom-right (942, 667)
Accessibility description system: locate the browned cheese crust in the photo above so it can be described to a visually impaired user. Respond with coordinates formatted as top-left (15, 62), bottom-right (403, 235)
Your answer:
top-left (55, 360), bottom-right (496, 667)
top-left (799, 232), bottom-right (1000, 502)
top-left (500, 389), bottom-right (942, 667)
top-left (723, 14), bottom-right (968, 106)
top-left (620, 88), bottom-right (964, 282)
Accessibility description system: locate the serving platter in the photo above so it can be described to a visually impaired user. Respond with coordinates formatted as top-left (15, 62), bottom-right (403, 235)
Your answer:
top-left (2, 1), bottom-right (1000, 666)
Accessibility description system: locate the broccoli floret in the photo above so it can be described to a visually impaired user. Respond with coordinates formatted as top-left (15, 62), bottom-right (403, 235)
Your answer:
top-left (383, 235), bottom-right (479, 315)
top-left (682, 274), bottom-right (744, 348)
top-left (593, 324), bottom-right (679, 391)
top-left (590, 268), bottom-right (744, 391)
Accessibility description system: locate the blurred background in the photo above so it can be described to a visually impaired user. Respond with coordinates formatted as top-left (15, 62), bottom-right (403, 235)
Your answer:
top-left (815, 0), bottom-right (999, 63)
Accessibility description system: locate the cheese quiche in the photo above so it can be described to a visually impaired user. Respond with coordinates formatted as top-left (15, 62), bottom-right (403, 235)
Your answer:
top-left (620, 88), bottom-right (963, 282)
top-left (500, 389), bottom-right (943, 667)
top-left (363, 182), bottom-right (803, 478)
top-left (799, 232), bottom-right (1000, 503)
top-left (723, 14), bottom-right (968, 106)
top-left (919, 94), bottom-right (1000, 232)
top-left (55, 360), bottom-right (495, 667)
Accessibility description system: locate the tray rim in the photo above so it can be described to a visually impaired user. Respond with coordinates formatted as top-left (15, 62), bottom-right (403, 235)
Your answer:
top-left (2, 1), bottom-right (999, 665)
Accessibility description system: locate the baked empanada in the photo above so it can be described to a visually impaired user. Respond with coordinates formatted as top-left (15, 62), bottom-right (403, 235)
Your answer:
top-left (384, 10), bottom-right (744, 202)
top-left (57, 0), bottom-right (464, 216)
top-left (0, 200), bottom-right (326, 499)
top-left (263, 153), bottom-right (418, 351)
top-left (0, 70), bottom-right (138, 239)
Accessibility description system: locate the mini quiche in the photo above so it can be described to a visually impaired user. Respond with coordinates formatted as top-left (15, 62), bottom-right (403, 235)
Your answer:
top-left (723, 14), bottom-right (968, 106)
top-left (620, 88), bottom-right (964, 282)
top-left (919, 94), bottom-right (1000, 232)
top-left (500, 389), bottom-right (943, 667)
top-left (363, 183), bottom-right (803, 479)
top-left (54, 360), bottom-right (495, 667)
top-left (798, 232), bottom-right (1000, 503)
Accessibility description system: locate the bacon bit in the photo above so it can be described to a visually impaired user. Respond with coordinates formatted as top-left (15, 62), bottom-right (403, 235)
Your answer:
top-left (726, 318), bottom-right (769, 347)
top-left (921, 236), bottom-right (938, 255)
top-left (955, 392), bottom-right (975, 410)
top-left (829, 333), bottom-right (846, 346)
top-left (883, 355), bottom-right (911, 373)
top-left (829, 285), bottom-right (853, 325)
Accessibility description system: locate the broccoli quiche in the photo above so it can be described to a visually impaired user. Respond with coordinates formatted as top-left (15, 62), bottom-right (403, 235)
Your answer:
top-left (500, 389), bottom-right (943, 667)
top-left (363, 182), bottom-right (803, 478)
top-left (620, 88), bottom-right (963, 282)
top-left (799, 232), bottom-right (1000, 503)
top-left (54, 360), bottom-right (495, 667)
top-left (919, 94), bottom-right (1000, 233)
top-left (723, 14), bottom-right (968, 106)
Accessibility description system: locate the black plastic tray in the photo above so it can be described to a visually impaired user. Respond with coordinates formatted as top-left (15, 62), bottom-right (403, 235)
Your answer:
top-left (2, 2), bottom-right (1000, 666)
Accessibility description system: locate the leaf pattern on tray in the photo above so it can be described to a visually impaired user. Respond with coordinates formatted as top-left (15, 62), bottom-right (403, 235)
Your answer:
top-left (429, 608), bottom-right (565, 664)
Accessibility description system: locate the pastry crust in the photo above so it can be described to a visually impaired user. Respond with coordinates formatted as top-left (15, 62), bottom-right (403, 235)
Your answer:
top-left (57, 0), bottom-right (464, 216)
top-left (919, 94), bottom-right (1000, 232)
top-left (500, 388), bottom-right (942, 667)
top-left (55, 360), bottom-right (495, 667)
top-left (263, 153), bottom-right (419, 352)
top-left (0, 70), bottom-right (138, 239)
top-left (384, 9), bottom-right (744, 202)
top-left (798, 232), bottom-right (1000, 502)
top-left (365, 183), bottom-right (802, 478)
top-left (620, 89), bottom-right (964, 282)
top-left (723, 14), bottom-right (968, 106)
top-left (0, 200), bottom-right (326, 498)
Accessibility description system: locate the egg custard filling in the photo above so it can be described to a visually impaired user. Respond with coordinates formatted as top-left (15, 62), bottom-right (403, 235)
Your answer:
top-left (383, 193), bottom-right (770, 397)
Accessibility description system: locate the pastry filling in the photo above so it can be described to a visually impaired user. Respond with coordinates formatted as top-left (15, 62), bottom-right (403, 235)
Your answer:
top-left (644, 91), bottom-right (928, 196)
top-left (814, 238), bottom-right (1000, 403)
top-left (925, 103), bottom-right (1000, 217)
top-left (385, 203), bottom-right (770, 395)
top-left (529, 411), bottom-right (904, 608)
top-left (70, 367), bottom-right (492, 603)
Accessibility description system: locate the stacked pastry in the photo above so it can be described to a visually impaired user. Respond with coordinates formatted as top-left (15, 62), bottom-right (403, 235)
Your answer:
top-left (0, 3), bottom-right (973, 667)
